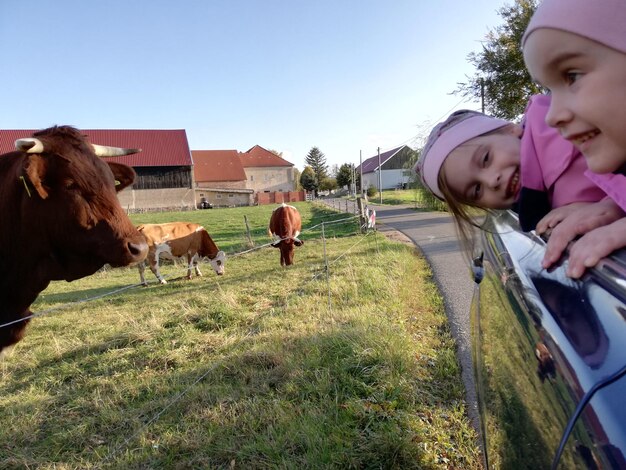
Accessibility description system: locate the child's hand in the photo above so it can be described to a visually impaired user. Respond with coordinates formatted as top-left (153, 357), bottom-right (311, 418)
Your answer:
top-left (536, 202), bottom-right (593, 234)
top-left (542, 198), bottom-right (625, 270)
top-left (564, 218), bottom-right (626, 278)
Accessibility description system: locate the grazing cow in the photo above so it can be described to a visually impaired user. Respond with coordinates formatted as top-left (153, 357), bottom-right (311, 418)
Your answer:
top-left (535, 342), bottom-right (556, 383)
top-left (268, 203), bottom-right (303, 266)
top-left (0, 125), bottom-right (148, 352)
top-left (137, 222), bottom-right (226, 285)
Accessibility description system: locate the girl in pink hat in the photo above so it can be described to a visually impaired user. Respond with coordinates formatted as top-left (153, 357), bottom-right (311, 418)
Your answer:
top-left (413, 96), bottom-right (617, 263)
top-left (523, 0), bottom-right (626, 278)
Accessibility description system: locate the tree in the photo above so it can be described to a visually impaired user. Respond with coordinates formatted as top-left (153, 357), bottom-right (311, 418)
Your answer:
top-left (300, 166), bottom-right (318, 195)
top-left (305, 147), bottom-right (328, 185)
top-left (336, 163), bottom-right (354, 189)
top-left (293, 167), bottom-right (302, 191)
top-left (319, 177), bottom-right (337, 192)
top-left (454, 0), bottom-right (541, 120)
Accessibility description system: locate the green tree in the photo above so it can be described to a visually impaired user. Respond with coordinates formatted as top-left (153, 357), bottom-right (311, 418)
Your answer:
top-left (300, 166), bottom-right (318, 195)
top-left (293, 167), bottom-right (302, 191)
top-left (319, 177), bottom-right (337, 192)
top-left (454, 0), bottom-right (541, 120)
top-left (336, 163), bottom-right (354, 189)
top-left (305, 147), bottom-right (328, 185)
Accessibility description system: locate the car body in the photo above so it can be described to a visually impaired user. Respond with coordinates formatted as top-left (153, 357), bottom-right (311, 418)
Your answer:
top-left (471, 209), bottom-right (626, 469)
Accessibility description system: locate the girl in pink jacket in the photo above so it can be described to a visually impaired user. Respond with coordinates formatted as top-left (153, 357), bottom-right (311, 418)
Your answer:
top-left (414, 95), bottom-right (623, 266)
top-left (522, 0), bottom-right (626, 278)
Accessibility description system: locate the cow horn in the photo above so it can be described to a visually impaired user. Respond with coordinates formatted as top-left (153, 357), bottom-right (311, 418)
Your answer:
top-left (15, 138), bottom-right (44, 153)
top-left (91, 144), bottom-right (142, 157)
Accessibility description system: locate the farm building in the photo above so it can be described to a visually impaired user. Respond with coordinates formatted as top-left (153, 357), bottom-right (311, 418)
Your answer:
top-left (1, 128), bottom-right (305, 209)
top-left (192, 145), bottom-right (305, 206)
top-left (0, 128), bottom-right (195, 212)
top-left (192, 150), bottom-right (254, 207)
top-left (240, 145), bottom-right (298, 194)
top-left (357, 145), bottom-right (417, 191)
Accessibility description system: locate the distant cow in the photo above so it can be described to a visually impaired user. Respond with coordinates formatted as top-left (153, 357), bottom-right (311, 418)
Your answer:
top-left (268, 203), bottom-right (303, 266)
top-left (137, 222), bottom-right (226, 285)
top-left (0, 125), bottom-right (148, 352)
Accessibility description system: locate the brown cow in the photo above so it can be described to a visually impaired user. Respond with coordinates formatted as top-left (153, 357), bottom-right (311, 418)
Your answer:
top-left (137, 222), bottom-right (226, 285)
top-left (268, 203), bottom-right (303, 266)
top-left (0, 125), bottom-right (148, 352)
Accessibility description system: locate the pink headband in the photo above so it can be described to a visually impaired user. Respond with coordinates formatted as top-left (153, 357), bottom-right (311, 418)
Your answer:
top-left (414, 111), bottom-right (509, 200)
top-left (522, 0), bottom-right (626, 54)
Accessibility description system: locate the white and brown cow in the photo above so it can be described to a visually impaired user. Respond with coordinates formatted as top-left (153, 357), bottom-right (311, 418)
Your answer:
top-left (0, 125), bottom-right (148, 352)
top-left (268, 203), bottom-right (303, 266)
top-left (137, 222), bottom-right (226, 285)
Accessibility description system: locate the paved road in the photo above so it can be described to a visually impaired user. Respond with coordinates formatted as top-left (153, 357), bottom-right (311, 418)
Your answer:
top-left (321, 199), bottom-right (479, 431)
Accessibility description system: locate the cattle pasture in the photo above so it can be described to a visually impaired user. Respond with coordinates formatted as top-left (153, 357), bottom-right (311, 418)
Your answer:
top-left (0, 203), bottom-right (481, 468)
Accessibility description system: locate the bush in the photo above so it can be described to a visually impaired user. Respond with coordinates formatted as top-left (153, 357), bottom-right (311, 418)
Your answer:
top-left (366, 186), bottom-right (378, 198)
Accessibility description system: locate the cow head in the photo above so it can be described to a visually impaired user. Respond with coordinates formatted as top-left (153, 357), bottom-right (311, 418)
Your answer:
top-left (16, 125), bottom-right (148, 281)
top-left (209, 251), bottom-right (226, 275)
top-left (198, 228), bottom-right (226, 275)
top-left (273, 237), bottom-right (304, 266)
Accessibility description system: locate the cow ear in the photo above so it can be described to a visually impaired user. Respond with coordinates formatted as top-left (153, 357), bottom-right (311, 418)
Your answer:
top-left (25, 154), bottom-right (50, 199)
top-left (107, 162), bottom-right (136, 192)
top-left (294, 238), bottom-right (304, 247)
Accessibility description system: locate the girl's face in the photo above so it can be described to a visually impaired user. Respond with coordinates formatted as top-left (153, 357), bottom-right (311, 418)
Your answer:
top-left (441, 126), bottom-right (522, 209)
top-left (524, 28), bottom-right (626, 174)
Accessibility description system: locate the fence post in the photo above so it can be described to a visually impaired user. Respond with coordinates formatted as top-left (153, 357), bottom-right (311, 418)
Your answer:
top-left (357, 198), bottom-right (367, 233)
top-left (243, 215), bottom-right (254, 247)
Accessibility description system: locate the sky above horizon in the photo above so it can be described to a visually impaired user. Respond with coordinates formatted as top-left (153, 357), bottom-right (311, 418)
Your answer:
top-left (1, 1), bottom-right (505, 171)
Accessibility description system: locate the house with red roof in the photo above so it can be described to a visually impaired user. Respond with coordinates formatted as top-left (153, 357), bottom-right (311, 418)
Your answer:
top-left (191, 150), bottom-right (254, 207)
top-left (1, 127), bottom-right (303, 209)
top-left (356, 145), bottom-right (417, 192)
top-left (239, 145), bottom-right (297, 194)
top-left (0, 128), bottom-right (196, 211)
top-left (192, 145), bottom-right (301, 206)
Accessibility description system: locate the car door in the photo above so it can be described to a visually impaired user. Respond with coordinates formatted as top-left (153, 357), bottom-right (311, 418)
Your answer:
top-left (471, 210), bottom-right (626, 469)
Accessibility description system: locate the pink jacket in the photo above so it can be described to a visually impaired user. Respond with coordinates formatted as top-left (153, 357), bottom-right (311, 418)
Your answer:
top-left (520, 94), bottom-right (606, 207)
top-left (585, 171), bottom-right (626, 213)
top-left (518, 94), bottom-right (606, 230)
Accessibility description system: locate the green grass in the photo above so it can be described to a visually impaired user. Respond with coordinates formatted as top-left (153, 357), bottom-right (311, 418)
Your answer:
top-left (362, 189), bottom-right (448, 212)
top-left (0, 202), bottom-right (481, 469)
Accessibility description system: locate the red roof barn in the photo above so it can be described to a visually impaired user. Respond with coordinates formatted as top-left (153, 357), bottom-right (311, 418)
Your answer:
top-left (0, 128), bottom-right (195, 210)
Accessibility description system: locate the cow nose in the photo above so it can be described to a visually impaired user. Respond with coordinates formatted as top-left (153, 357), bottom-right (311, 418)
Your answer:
top-left (128, 240), bottom-right (148, 262)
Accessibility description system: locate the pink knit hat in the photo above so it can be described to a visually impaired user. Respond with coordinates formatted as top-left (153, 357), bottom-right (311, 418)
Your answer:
top-left (522, 0), bottom-right (626, 53)
top-left (414, 110), bottom-right (509, 200)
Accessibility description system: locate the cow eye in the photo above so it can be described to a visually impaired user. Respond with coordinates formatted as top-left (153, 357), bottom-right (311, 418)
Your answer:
top-left (65, 179), bottom-right (78, 190)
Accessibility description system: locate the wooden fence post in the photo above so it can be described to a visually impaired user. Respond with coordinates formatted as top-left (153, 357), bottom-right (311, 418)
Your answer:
top-left (357, 197), bottom-right (367, 233)
top-left (244, 215), bottom-right (254, 247)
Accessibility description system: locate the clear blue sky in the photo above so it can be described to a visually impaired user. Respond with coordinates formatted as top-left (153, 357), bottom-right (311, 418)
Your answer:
top-left (0, 1), bottom-right (504, 171)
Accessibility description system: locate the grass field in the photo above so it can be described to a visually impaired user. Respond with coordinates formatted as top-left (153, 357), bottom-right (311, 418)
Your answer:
top-left (0, 202), bottom-right (481, 469)
top-left (358, 188), bottom-right (448, 212)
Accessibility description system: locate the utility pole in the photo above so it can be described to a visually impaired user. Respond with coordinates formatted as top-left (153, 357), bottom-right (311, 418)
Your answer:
top-left (377, 147), bottom-right (382, 204)
top-left (359, 150), bottom-right (363, 197)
